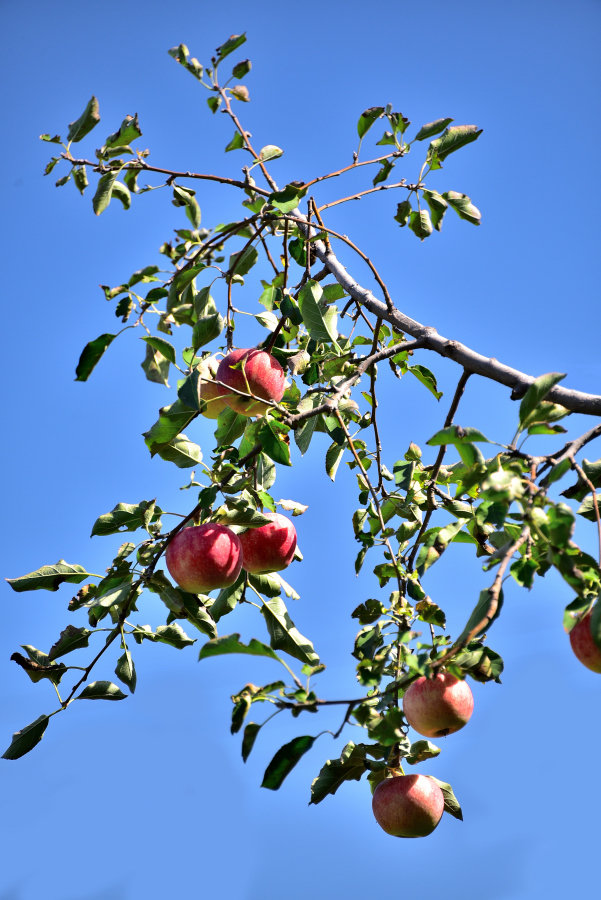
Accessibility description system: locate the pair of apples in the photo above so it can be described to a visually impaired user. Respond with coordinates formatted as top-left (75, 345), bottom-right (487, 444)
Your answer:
top-left (374, 609), bottom-right (601, 840)
top-left (373, 672), bottom-right (474, 839)
top-left (166, 347), bottom-right (294, 592)
top-left (166, 514), bottom-right (297, 593)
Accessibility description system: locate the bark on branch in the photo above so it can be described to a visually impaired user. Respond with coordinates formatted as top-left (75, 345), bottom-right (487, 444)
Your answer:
top-left (288, 213), bottom-right (601, 417)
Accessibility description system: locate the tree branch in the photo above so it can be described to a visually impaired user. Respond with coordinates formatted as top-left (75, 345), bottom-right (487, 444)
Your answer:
top-left (287, 212), bottom-right (601, 416)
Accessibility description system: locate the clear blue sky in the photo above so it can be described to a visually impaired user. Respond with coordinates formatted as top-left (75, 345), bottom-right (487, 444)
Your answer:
top-left (2, 1), bottom-right (601, 898)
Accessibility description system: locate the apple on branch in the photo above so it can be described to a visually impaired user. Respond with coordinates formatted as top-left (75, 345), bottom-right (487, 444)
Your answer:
top-left (240, 512), bottom-right (297, 574)
top-left (372, 774), bottom-right (444, 838)
top-left (216, 348), bottom-right (285, 416)
top-left (165, 523), bottom-right (243, 593)
top-left (569, 609), bottom-right (601, 673)
top-left (402, 672), bottom-right (474, 738)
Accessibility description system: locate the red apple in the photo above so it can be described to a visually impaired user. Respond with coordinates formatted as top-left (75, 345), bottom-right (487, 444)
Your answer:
top-left (372, 774), bottom-right (444, 838)
top-left (165, 523), bottom-right (242, 593)
top-left (569, 609), bottom-right (601, 673)
top-left (402, 672), bottom-right (474, 738)
top-left (216, 348), bottom-right (286, 416)
top-left (240, 512), bottom-right (297, 574)
top-left (197, 357), bottom-right (231, 419)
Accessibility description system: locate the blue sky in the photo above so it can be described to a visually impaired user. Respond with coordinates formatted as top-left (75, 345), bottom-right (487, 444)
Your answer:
top-left (2, 1), bottom-right (601, 897)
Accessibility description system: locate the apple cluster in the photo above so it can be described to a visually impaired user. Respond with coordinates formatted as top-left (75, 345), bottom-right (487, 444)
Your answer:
top-left (372, 672), bottom-right (475, 839)
top-left (165, 512), bottom-right (297, 593)
top-left (164, 347), bottom-right (297, 590)
top-left (373, 607), bottom-right (601, 840)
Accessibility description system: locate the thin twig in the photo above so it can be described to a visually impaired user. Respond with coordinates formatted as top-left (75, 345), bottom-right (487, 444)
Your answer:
top-left (317, 180), bottom-right (412, 212)
top-left (433, 527), bottom-right (531, 669)
top-left (406, 370), bottom-right (472, 571)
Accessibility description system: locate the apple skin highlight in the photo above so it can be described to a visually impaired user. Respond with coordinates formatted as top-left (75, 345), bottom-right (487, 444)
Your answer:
top-left (166, 523), bottom-right (243, 593)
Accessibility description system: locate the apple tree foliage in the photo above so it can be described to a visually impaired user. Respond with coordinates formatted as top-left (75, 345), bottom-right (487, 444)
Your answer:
top-left (6, 34), bottom-right (601, 823)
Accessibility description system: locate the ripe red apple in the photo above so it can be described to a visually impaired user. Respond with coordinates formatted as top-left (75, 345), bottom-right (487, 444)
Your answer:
top-left (165, 523), bottom-right (242, 593)
top-left (372, 774), bottom-right (444, 838)
top-left (239, 512), bottom-right (297, 574)
top-left (216, 348), bottom-right (286, 416)
top-left (569, 609), bottom-right (601, 673)
top-left (197, 357), bottom-right (231, 419)
top-left (402, 672), bottom-right (474, 738)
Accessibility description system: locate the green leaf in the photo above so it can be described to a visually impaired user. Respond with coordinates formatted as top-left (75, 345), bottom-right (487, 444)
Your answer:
top-left (154, 433), bottom-right (202, 468)
top-left (576, 494), bottom-right (601, 522)
top-left (455, 588), bottom-right (503, 645)
top-left (216, 33), bottom-right (247, 60)
top-left (422, 190), bottom-right (448, 231)
top-left (242, 722), bottom-right (261, 762)
top-left (48, 625), bottom-right (92, 660)
top-left (115, 649), bottom-right (137, 693)
top-left (409, 209), bottom-right (433, 241)
top-left (232, 58), bottom-right (251, 79)
top-left (11, 649), bottom-right (67, 685)
top-left (214, 408), bottom-right (248, 447)
top-left (91, 500), bottom-right (160, 537)
top-left (427, 125), bottom-right (482, 165)
top-left (268, 184), bottom-right (308, 214)
top-left (211, 575), bottom-right (246, 622)
top-left (298, 280), bottom-right (338, 343)
top-left (75, 333), bottom-right (116, 381)
top-left (110, 181), bottom-right (131, 210)
top-left (405, 740), bottom-right (442, 765)
top-left (228, 245), bottom-right (258, 278)
top-left (192, 312), bottom-right (224, 350)
top-left (72, 165), bottom-right (89, 195)
top-left (427, 425), bottom-right (491, 445)
top-left (6, 561), bottom-right (92, 593)
top-left (198, 633), bottom-right (281, 662)
top-left (78, 681), bottom-right (127, 701)
top-left (172, 185), bottom-right (201, 229)
top-left (518, 373), bottom-right (566, 430)
top-left (310, 742), bottom-right (378, 804)
top-left (2, 715), bottom-right (50, 760)
top-left (141, 344), bottom-right (170, 386)
top-left (261, 736), bottom-right (315, 790)
top-left (259, 420), bottom-right (291, 466)
top-left (154, 623), bottom-right (196, 649)
top-left (325, 442), bottom-right (345, 481)
top-left (225, 131), bottom-right (245, 152)
top-left (357, 107), bottom-right (384, 139)
top-left (258, 145), bottom-right (284, 162)
top-left (394, 199), bottom-right (412, 226)
top-left (102, 113), bottom-right (142, 151)
top-left (429, 776), bottom-right (463, 820)
top-left (414, 118), bottom-right (453, 141)
top-left (144, 400), bottom-right (197, 454)
top-left (142, 336), bottom-right (176, 364)
top-left (443, 191), bottom-right (481, 225)
top-left (372, 159), bottom-right (394, 186)
top-left (67, 96), bottom-right (100, 142)
top-left (261, 597), bottom-right (319, 665)
top-left (93, 169), bottom-right (122, 215)
top-left (408, 364), bottom-right (442, 399)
